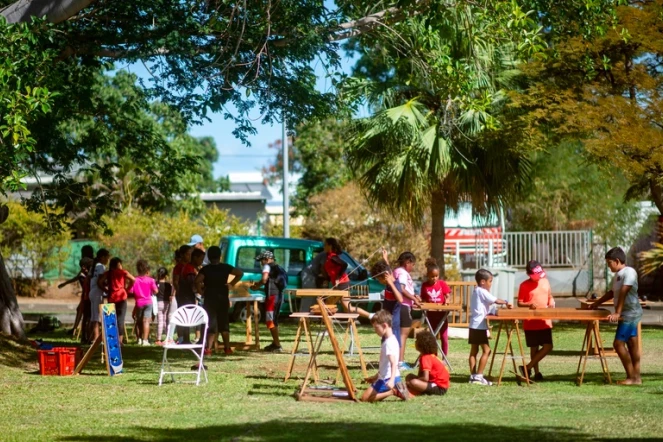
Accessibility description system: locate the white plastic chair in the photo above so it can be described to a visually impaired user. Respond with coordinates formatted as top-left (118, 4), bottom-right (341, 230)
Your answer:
top-left (159, 305), bottom-right (209, 386)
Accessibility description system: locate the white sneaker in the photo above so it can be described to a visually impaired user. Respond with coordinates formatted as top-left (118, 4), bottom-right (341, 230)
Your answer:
top-left (480, 377), bottom-right (493, 386)
top-left (137, 339), bottom-right (143, 345)
top-left (141, 340), bottom-right (150, 347)
top-left (469, 374), bottom-right (482, 385)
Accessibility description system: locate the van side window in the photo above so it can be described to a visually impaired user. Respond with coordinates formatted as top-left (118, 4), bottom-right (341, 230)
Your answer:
top-left (236, 247), bottom-right (307, 276)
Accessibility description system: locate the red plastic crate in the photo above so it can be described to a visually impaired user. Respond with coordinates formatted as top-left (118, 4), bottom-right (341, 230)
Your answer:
top-left (38, 347), bottom-right (81, 376)
top-left (38, 349), bottom-right (59, 375)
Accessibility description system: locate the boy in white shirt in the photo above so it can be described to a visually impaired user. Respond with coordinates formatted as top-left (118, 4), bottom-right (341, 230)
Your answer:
top-left (468, 269), bottom-right (512, 385)
top-left (361, 310), bottom-right (409, 402)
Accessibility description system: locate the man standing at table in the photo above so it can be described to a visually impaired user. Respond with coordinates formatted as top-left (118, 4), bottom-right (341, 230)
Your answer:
top-left (299, 251), bottom-right (327, 312)
top-left (590, 247), bottom-right (642, 385)
top-left (517, 260), bottom-right (555, 381)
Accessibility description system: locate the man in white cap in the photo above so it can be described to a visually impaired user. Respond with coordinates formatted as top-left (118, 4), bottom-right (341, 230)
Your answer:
top-left (189, 234), bottom-right (209, 265)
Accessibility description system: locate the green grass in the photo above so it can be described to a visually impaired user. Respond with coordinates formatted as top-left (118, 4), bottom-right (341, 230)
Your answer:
top-left (1, 321), bottom-right (663, 442)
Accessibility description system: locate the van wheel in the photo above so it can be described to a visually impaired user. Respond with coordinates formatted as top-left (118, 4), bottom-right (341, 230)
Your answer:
top-left (232, 304), bottom-right (263, 323)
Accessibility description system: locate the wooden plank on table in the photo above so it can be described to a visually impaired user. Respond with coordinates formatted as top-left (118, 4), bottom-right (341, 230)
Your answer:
top-left (491, 307), bottom-right (610, 320)
top-left (293, 289), bottom-right (348, 297)
top-left (578, 299), bottom-right (647, 309)
top-left (419, 303), bottom-right (463, 312)
top-left (229, 281), bottom-right (252, 297)
top-left (290, 312), bottom-right (360, 320)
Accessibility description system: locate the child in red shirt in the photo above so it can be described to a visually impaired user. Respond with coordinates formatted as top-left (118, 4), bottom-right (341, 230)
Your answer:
top-left (420, 258), bottom-right (451, 355)
top-left (406, 331), bottom-right (450, 396)
top-left (99, 257), bottom-right (135, 344)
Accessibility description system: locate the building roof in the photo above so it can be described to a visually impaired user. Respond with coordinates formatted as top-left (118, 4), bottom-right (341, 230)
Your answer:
top-left (199, 191), bottom-right (266, 202)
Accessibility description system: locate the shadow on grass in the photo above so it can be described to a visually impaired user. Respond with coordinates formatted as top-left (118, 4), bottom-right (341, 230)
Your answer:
top-left (57, 420), bottom-right (663, 442)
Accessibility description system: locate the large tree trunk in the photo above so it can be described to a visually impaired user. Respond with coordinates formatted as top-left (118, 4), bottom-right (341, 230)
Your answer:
top-left (430, 190), bottom-right (446, 277)
top-left (650, 177), bottom-right (663, 215)
top-left (0, 0), bottom-right (93, 24)
top-left (0, 251), bottom-right (26, 340)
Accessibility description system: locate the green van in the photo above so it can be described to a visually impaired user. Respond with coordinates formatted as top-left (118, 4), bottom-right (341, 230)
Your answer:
top-left (219, 236), bottom-right (384, 322)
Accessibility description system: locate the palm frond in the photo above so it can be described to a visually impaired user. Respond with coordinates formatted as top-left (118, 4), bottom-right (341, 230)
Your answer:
top-left (639, 243), bottom-right (663, 275)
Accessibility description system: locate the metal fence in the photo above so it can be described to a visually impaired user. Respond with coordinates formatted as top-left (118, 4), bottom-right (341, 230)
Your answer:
top-left (502, 230), bottom-right (592, 268)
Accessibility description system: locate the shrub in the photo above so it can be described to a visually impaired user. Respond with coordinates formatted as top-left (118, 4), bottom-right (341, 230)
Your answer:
top-left (99, 207), bottom-right (250, 271)
top-left (0, 202), bottom-right (71, 294)
top-left (301, 183), bottom-right (431, 278)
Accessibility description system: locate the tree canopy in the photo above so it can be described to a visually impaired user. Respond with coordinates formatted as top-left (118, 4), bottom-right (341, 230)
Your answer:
top-left (509, 0), bottom-right (663, 214)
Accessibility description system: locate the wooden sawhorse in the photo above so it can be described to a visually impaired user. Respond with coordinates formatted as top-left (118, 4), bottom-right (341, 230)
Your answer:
top-left (285, 312), bottom-right (368, 382)
top-left (487, 308), bottom-right (612, 386)
top-left (227, 296), bottom-right (264, 351)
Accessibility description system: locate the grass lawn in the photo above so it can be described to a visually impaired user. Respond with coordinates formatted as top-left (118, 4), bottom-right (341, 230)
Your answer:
top-left (1, 319), bottom-right (662, 442)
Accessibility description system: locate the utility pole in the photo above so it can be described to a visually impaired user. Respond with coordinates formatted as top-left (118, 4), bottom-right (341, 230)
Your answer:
top-left (282, 114), bottom-right (290, 238)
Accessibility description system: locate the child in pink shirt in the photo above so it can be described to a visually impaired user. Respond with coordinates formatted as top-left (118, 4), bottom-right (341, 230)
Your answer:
top-left (131, 259), bottom-right (158, 346)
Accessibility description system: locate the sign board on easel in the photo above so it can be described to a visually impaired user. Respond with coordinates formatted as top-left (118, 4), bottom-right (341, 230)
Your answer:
top-left (74, 303), bottom-right (123, 376)
top-left (101, 303), bottom-right (123, 375)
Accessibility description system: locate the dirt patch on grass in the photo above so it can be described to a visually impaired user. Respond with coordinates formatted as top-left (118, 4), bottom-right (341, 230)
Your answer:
top-left (0, 334), bottom-right (38, 372)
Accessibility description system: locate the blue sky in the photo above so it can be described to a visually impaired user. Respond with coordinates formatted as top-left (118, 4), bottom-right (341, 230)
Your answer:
top-left (118, 51), bottom-right (359, 179)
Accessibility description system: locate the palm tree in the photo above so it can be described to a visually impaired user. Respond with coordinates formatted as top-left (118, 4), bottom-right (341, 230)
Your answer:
top-left (345, 11), bottom-right (531, 273)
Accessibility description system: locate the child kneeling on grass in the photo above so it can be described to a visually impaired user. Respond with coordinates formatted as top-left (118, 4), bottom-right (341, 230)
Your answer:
top-left (362, 310), bottom-right (409, 402)
top-left (406, 331), bottom-right (450, 396)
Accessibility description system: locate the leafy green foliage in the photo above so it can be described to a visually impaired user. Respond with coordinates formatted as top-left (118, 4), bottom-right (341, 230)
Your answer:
top-left (0, 202), bottom-right (70, 285)
top-left (508, 142), bottom-right (640, 244)
top-left (509, 1), bottom-right (663, 214)
top-left (640, 242), bottom-right (663, 276)
top-left (46, 0), bottom-right (347, 142)
top-left (342, 6), bottom-right (538, 269)
top-left (262, 118), bottom-right (352, 213)
top-left (0, 19), bottom-right (58, 192)
top-left (99, 207), bottom-right (250, 271)
top-left (301, 182), bottom-right (430, 274)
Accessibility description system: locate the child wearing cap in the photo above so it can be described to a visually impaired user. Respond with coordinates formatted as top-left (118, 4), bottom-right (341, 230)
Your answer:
top-left (251, 250), bottom-right (287, 352)
top-left (517, 260), bottom-right (555, 382)
top-left (590, 247), bottom-right (642, 385)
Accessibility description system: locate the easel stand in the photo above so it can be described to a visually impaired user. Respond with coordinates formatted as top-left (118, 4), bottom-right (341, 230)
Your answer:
top-left (285, 312), bottom-right (367, 382)
top-left (294, 298), bottom-right (360, 403)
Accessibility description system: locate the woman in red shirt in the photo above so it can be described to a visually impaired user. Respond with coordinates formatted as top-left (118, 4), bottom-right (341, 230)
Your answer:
top-left (323, 238), bottom-right (371, 320)
top-left (99, 257), bottom-right (135, 344)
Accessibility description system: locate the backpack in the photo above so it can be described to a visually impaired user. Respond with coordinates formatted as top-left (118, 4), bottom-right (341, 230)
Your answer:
top-left (30, 315), bottom-right (62, 334)
top-left (268, 264), bottom-right (288, 293)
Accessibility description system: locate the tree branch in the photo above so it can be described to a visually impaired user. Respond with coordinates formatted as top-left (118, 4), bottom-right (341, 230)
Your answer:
top-left (0, 0), bottom-right (95, 24)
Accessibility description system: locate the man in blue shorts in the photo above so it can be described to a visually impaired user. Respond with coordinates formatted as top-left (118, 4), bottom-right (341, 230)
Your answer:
top-left (590, 247), bottom-right (642, 385)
